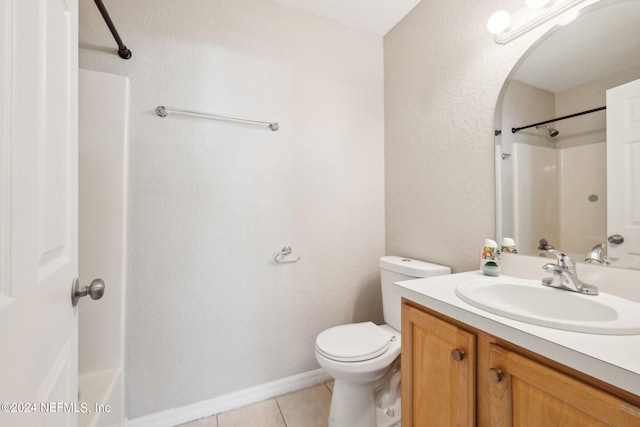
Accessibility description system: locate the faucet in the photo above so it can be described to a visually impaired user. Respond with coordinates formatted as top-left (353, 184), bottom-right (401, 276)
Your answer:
top-left (537, 238), bottom-right (554, 250)
top-left (585, 243), bottom-right (609, 265)
top-left (542, 249), bottom-right (599, 295)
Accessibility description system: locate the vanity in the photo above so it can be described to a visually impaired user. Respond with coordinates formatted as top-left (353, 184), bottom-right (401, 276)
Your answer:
top-left (394, 254), bottom-right (640, 426)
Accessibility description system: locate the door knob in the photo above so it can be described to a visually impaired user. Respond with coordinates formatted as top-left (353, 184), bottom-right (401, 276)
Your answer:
top-left (71, 278), bottom-right (105, 306)
top-left (608, 234), bottom-right (624, 245)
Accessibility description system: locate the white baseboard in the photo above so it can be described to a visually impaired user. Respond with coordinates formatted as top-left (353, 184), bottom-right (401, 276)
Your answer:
top-left (126, 368), bottom-right (331, 427)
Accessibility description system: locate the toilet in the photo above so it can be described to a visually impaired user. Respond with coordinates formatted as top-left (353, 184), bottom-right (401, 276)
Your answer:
top-left (315, 256), bottom-right (451, 427)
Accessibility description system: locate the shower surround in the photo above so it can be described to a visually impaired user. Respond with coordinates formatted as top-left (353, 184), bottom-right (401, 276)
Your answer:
top-left (499, 67), bottom-right (640, 256)
top-left (79, 0), bottom-right (385, 421)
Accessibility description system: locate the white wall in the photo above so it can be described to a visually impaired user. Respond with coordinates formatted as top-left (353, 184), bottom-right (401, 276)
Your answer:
top-left (79, 0), bottom-right (385, 419)
top-left (555, 67), bottom-right (640, 149)
top-left (384, 0), bottom-right (548, 271)
top-left (558, 142), bottom-right (606, 254)
top-left (554, 67), bottom-right (640, 254)
top-left (513, 143), bottom-right (558, 254)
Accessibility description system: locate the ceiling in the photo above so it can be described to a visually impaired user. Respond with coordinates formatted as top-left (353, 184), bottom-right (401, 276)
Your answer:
top-left (268, 0), bottom-right (423, 36)
top-left (511, 0), bottom-right (640, 93)
top-left (267, 1), bottom-right (640, 92)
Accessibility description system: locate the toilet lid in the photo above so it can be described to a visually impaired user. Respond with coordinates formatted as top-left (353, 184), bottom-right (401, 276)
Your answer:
top-left (315, 322), bottom-right (393, 362)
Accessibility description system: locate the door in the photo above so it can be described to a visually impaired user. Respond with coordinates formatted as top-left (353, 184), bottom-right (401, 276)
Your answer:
top-left (486, 344), bottom-right (640, 426)
top-left (607, 78), bottom-right (640, 268)
top-left (401, 303), bottom-right (476, 427)
top-left (0, 0), bottom-right (79, 426)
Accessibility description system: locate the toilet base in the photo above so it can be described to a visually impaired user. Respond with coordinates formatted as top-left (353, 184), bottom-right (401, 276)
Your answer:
top-left (376, 398), bottom-right (401, 427)
top-left (328, 381), bottom-right (401, 427)
top-left (329, 380), bottom-right (375, 427)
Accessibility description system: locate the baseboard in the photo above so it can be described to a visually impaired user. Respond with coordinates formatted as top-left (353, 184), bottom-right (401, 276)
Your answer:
top-left (126, 368), bottom-right (331, 427)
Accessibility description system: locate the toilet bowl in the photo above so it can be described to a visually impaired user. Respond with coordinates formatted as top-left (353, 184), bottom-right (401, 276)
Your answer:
top-left (316, 323), bottom-right (402, 427)
top-left (315, 256), bottom-right (450, 427)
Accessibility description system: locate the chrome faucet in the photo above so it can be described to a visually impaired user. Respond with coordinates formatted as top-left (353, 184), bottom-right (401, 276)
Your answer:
top-left (542, 249), bottom-right (599, 295)
top-left (585, 243), bottom-right (609, 265)
top-left (538, 238), bottom-right (554, 250)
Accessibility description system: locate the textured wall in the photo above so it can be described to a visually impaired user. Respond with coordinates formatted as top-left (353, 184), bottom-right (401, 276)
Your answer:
top-left (384, 0), bottom-right (551, 272)
top-left (79, 0), bottom-right (384, 418)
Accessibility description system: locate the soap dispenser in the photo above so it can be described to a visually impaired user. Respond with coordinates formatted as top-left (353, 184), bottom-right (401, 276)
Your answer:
top-left (501, 237), bottom-right (518, 254)
top-left (481, 239), bottom-right (501, 276)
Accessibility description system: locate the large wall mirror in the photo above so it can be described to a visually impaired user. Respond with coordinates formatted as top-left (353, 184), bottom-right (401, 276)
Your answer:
top-left (495, 0), bottom-right (640, 269)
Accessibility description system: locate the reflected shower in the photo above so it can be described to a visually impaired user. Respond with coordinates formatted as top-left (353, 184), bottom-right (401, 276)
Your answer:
top-left (510, 105), bottom-right (605, 135)
top-left (536, 125), bottom-right (559, 137)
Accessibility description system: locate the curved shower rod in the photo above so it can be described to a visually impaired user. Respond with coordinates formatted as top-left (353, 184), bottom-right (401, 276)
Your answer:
top-left (511, 105), bottom-right (606, 134)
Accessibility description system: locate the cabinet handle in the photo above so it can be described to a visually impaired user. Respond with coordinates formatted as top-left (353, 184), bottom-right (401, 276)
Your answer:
top-left (451, 349), bottom-right (466, 361)
top-left (486, 368), bottom-right (504, 383)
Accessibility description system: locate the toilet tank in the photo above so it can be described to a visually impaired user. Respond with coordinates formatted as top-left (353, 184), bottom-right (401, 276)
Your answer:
top-left (379, 256), bottom-right (451, 331)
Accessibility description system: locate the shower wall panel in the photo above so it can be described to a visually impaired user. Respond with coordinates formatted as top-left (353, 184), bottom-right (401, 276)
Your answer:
top-left (79, 0), bottom-right (385, 419)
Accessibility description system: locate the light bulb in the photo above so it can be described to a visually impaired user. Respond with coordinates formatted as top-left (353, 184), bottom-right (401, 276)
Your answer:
top-left (487, 10), bottom-right (512, 34)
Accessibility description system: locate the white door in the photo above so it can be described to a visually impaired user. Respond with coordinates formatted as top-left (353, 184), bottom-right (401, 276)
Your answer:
top-left (607, 78), bottom-right (640, 268)
top-left (0, 0), bottom-right (79, 426)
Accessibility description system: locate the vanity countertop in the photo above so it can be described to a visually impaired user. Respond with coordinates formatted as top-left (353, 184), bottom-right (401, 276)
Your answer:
top-left (394, 271), bottom-right (640, 397)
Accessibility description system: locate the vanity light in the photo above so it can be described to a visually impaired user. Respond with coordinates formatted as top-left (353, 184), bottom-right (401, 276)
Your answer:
top-left (488, 0), bottom-right (596, 44)
top-left (556, 8), bottom-right (580, 25)
top-left (525, 0), bottom-right (553, 9)
top-left (487, 10), bottom-right (512, 34)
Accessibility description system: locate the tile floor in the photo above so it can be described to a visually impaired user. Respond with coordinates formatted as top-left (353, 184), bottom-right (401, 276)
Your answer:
top-left (177, 381), bottom-right (334, 427)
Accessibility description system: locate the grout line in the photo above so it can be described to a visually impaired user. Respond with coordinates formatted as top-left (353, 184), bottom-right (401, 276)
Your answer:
top-left (178, 381), bottom-right (333, 427)
top-left (274, 398), bottom-right (288, 427)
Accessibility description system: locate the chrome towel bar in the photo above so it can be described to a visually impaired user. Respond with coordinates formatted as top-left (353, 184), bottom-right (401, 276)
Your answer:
top-left (155, 106), bottom-right (279, 131)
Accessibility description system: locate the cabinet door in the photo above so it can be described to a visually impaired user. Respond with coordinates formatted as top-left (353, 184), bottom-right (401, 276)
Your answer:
top-left (401, 303), bottom-right (476, 427)
top-left (486, 344), bottom-right (640, 427)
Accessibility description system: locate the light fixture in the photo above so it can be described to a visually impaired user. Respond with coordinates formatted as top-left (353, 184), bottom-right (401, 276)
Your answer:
top-left (525, 0), bottom-right (553, 9)
top-left (556, 8), bottom-right (580, 25)
top-left (487, 0), bottom-right (595, 44)
top-left (487, 10), bottom-right (512, 35)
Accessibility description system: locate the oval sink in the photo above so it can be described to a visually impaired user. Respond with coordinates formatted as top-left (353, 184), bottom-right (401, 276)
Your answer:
top-left (455, 277), bottom-right (640, 335)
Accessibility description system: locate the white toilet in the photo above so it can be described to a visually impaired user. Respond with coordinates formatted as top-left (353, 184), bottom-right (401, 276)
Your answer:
top-left (315, 256), bottom-right (450, 427)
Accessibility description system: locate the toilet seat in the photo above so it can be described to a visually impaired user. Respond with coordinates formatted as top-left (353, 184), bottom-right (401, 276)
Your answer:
top-left (315, 322), bottom-right (394, 362)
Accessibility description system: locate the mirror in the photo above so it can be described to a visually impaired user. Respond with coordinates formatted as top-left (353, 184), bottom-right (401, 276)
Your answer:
top-left (495, 0), bottom-right (640, 268)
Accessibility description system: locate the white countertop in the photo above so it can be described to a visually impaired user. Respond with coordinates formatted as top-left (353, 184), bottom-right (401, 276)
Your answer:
top-left (393, 270), bottom-right (640, 397)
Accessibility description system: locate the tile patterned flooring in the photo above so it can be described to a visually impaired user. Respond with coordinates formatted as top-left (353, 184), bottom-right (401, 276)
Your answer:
top-left (177, 381), bottom-right (334, 427)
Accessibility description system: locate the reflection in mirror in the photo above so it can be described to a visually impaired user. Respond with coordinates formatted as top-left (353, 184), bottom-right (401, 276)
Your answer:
top-left (495, 0), bottom-right (640, 269)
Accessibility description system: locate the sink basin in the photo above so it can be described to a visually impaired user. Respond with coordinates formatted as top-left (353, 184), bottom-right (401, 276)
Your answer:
top-left (455, 277), bottom-right (640, 335)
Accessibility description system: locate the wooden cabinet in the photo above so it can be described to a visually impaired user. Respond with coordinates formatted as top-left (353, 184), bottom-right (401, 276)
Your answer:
top-left (402, 300), bottom-right (640, 427)
top-left (486, 344), bottom-right (640, 427)
top-left (401, 303), bottom-right (476, 426)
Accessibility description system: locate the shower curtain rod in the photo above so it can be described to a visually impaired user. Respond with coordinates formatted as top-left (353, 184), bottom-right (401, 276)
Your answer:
top-left (155, 106), bottom-right (280, 131)
top-left (94, 0), bottom-right (132, 59)
top-left (511, 105), bottom-right (606, 134)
